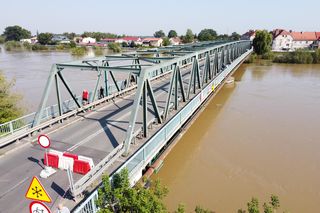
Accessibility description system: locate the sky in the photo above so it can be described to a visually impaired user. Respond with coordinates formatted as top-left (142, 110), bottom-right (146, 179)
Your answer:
top-left (0, 0), bottom-right (318, 36)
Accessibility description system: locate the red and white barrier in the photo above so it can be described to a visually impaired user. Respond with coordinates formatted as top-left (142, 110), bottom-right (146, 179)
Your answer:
top-left (44, 150), bottom-right (94, 175)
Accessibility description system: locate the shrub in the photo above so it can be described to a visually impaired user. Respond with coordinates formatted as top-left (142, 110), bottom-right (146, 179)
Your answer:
top-left (273, 50), bottom-right (314, 64)
top-left (31, 44), bottom-right (48, 51)
top-left (22, 42), bottom-right (32, 50)
top-left (108, 42), bottom-right (121, 53)
top-left (71, 46), bottom-right (87, 56)
top-left (0, 36), bottom-right (5, 44)
top-left (245, 53), bottom-right (257, 63)
top-left (4, 41), bottom-right (22, 51)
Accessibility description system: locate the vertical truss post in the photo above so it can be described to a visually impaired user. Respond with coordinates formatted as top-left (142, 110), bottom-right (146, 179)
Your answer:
top-left (214, 51), bottom-right (218, 76)
top-left (104, 70), bottom-right (109, 96)
top-left (33, 64), bottom-right (58, 127)
top-left (54, 73), bottom-right (62, 117)
top-left (176, 66), bottom-right (186, 102)
top-left (187, 57), bottom-right (201, 99)
top-left (202, 53), bottom-right (211, 87)
top-left (164, 64), bottom-right (177, 120)
top-left (91, 66), bottom-right (102, 102)
top-left (146, 79), bottom-right (162, 124)
top-left (142, 81), bottom-right (147, 137)
top-left (124, 70), bottom-right (144, 155)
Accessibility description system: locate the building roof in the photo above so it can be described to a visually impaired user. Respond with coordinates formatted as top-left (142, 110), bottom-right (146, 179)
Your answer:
top-left (122, 37), bottom-right (141, 41)
top-left (142, 37), bottom-right (162, 42)
top-left (242, 30), bottom-right (256, 37)
top-left (272, 29), bottom-right (290, 38)
top-left (290, 32), bottom-right (317, 41)
top-left (316, 32), bottom-right (320, 40)
top-left (102, 38), bottom-right (118, 41)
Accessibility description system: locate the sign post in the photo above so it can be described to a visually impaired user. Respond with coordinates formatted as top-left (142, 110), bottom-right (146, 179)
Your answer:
top-left (38, 134), bottom-right (56, 178)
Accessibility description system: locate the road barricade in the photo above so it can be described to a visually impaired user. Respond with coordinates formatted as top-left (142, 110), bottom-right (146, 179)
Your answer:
top-left (73, 155), bottom-right (95, 175)
top-left (43, 149), bottom-right (94, 175)
top-left (63, 152), bottom-right (78, 160)
top-left (44, 153), bottom-right (59, 168)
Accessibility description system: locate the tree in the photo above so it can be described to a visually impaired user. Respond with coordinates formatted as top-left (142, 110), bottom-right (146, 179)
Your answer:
top-left (96, 169), bottom-right (168, 213)
top-left (168, 30), bottom-right (178, 38)
top-left (63, 32), bottom-right (76, 40)
top-left (247, 197), bottom-right (260, 213)
top-left (175, 203), bottom-right (186, 213)
top-left (253, 30), bottom-right (272, 55)
top-left (2, 25), bottom-right (31, 41)
top-left (217, 34), bottom-right (229, 40)
top-left (0, 71), bottom-right (23, 123)
top-left (269, 195), bottom-right (280, 210)
top-left (195, 205), bottom-right (214, 213)
top-left (154, 30), bottom-right (165, 38)
top-left (198, 29), bottom-right (217, 41)
top-left (230, 32), bottom-right (241, 41)
top-left (37, 33), bottom-right (53, 45)
top-left (183, 29), bottom-right (194, 43)
top-left (162, 37), bottom-right (170, 46)
top-left (263, 203), bottom-right (273, 213)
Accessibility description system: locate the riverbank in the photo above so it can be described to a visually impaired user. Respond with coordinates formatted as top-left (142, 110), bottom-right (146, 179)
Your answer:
top-left (246, 49), bottom-right (320, 64)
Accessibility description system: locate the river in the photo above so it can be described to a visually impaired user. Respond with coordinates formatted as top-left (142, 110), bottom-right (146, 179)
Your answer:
top-left (0, 46), bottom-right (112, 112)
top-left (153, 63), bottom-right (320, 213)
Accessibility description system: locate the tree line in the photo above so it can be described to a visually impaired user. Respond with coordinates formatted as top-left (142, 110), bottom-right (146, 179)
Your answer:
top-left (154, 29), bottom-right (241, 45)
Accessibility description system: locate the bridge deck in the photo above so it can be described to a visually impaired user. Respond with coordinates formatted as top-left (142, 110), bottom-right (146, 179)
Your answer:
top-left (0, 60), bottom-right (198, 213)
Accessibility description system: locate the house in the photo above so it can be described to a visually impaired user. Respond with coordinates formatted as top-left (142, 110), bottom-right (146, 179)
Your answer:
top-left (101, 38), bottom-right (124, 44)
top-left (290, 31), bottom-right (316, 50)
top-left (169, 37), bottom-right (181, 45)
top-left (272, 29), bottom-right (320, 51)
top-left (20, 36), bottom-right (38, 44)
top-left (122, 37), bottom-right (142, 45)
top-left (142, 38), bottom-right (163, 47)
top-left (271, 29), bottom-right (293, 51)
top-left (241, 30), bottom-right (256, 41)
top-left (81, 37), bottom-right (96, 45)
top-left (52, 35), bottom-right (70, 44)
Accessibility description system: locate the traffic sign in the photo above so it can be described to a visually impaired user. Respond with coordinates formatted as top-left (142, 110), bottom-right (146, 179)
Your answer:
top-left (38, 134), bottom-right (51, 149)
top-left (29, 201), bottom-right (51, 213)
top-left (25, 176), bottom-right (51, 203)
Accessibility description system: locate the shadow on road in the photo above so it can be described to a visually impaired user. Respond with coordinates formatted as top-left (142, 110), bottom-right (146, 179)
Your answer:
top-left (27, 157), bottom-right (44, 169)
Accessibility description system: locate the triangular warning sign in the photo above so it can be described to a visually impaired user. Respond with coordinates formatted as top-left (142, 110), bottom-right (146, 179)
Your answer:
top-left (25, 176), bottom-right (51, 203)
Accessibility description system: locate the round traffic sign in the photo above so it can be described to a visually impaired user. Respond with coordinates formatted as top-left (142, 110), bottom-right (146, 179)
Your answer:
top-left (29, 201), bottom-right (51, 213)
top-left (37, 134), bottom-right (51, 149)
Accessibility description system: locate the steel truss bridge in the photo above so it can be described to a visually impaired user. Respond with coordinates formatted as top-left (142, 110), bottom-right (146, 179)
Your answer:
top-left (0, 40), bottom-right (252, 213)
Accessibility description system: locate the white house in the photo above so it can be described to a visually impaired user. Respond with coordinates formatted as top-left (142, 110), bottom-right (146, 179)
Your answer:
top-left (272, 30), bottom-right (293, 51)
top-left (272, 29), bottom-right (320, 51)
top-left (20, 36), bottom-right (38, 44)
top-left (81, 37), bottom-right (96, 44)
top-left (169, 37), bottom-right (181, 45)
top-left (142, 38), bottom-right (163, 47)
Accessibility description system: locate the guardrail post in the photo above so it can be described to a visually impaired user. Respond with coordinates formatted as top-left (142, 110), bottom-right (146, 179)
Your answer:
top-left (9, 122), bottom-right (14, 134)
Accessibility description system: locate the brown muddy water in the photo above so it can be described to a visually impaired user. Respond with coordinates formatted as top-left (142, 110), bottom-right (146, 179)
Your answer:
top-left (153, 63), bottom-right (320, 213)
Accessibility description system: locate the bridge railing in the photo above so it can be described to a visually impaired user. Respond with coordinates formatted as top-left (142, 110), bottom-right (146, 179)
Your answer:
top-left (0, 84), bottom-right (119, 138)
